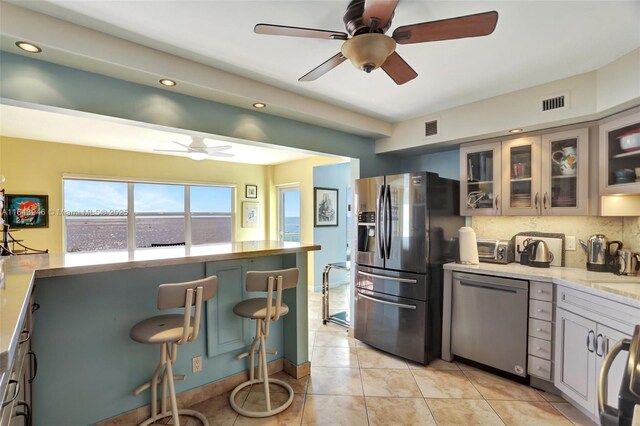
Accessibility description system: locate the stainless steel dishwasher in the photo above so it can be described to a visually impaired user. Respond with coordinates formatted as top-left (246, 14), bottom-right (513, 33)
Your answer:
top-left (451, 272), bottom-right (529, 377)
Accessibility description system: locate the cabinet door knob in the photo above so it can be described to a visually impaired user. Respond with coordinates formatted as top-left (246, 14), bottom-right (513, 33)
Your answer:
top-left (536, 328), bottom-right (542, 332)
top-left (537, 290), bottom-right (543, 293)
top-left (537, 309), bottom-right (542, 313)
top-left (536, 365), bottom-right (541, 370)
top-left (536, 346), bottom-right (541, 350)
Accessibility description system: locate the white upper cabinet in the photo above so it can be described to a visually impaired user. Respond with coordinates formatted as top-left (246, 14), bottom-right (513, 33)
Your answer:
top-left (460, 142), bottom-right (502, 216)
top-left (502, 136), bottom-right (542, 216)
top-left (460, 128), bottom-right (590, 216)
top-left (540, 128), bottom-right (590, 215)
top-left (599, 109), bottom-right (640, 195)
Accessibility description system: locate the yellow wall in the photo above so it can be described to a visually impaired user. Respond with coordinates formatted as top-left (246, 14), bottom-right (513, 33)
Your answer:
top-left (0, 136), bottom-right (269, 252)
top-left (270, 156), bottom-right (342, 288)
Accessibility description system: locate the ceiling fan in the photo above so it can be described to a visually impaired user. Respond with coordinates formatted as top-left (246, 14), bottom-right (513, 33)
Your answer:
top-left (154, 136), bottom-right (233, 161)
top-left (255, 0), bottom-right (498, 85)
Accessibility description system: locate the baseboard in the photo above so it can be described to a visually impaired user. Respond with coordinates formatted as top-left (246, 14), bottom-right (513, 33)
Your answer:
top-left (97, 358), bottom-right (286, 425)
top-left (283, 359), bottom-right (311, 379)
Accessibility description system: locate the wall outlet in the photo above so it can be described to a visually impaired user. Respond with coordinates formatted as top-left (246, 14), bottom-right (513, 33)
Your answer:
top-left (566, 236), bottom-right (576, 251)
top-left (192, 356), bottom-right (202, 373)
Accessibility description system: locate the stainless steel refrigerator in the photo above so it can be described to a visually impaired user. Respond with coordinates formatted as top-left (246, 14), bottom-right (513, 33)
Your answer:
top-left (354, 172), bottom-right (463, 364)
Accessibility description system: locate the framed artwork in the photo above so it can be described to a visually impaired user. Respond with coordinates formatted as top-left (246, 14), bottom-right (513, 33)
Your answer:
top-left (242, 202), bottom-right (259, 228)
top-left (245, 184), bottom-right (257, 199)
top-left (314, 187), bottom-right (338, 227)
top-left (4, 194), bottom-right (49, 228)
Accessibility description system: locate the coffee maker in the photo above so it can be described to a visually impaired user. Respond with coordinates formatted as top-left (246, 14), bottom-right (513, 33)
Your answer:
top-left (579, 234), bottom-right (623, 272)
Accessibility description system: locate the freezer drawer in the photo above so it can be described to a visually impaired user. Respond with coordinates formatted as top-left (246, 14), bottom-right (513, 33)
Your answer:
top-left (354, 288), bottom-right (427, 364)
top-left (355, 265), bottom-right (428, 301)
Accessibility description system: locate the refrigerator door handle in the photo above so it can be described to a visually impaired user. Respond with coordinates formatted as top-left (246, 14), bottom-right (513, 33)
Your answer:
top-left (357, 270), bottom-right (418, 283)
top-left (385, 184), bottom-right (392, 259)
top-left (377, 184), bottom-right (386, 260)
top-left (357, 291), bottom-right (417, 310)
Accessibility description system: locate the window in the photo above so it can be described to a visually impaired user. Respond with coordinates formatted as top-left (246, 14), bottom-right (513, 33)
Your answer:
top-left (64, 178), bottom-right (233, 252)
top-left (64, 180), bottom-right (128, 252)
top-left (191, 186), bottom-right (232, 244)
top-left (278, 186), bottom-right (300, 242)
top-left (134, 183), bottom-right (185, 248)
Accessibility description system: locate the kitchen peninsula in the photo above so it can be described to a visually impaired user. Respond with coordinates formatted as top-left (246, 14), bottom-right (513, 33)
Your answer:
top-left (0, 241), bottom-right (319, 425)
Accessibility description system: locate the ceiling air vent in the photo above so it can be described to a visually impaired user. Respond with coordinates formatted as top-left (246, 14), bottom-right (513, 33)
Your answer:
top-left (424, 119), bottom-right (438, 137)
top-left (542, 94), bottom-right (567, 112)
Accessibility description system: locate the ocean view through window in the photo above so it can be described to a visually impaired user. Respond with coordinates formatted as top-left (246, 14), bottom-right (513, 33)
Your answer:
top-left (64, 178), bottom-right (233, 252)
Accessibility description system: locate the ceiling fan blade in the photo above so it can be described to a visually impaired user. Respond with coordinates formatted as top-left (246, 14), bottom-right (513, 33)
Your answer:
top-left (255, 24), bottom-right (348, 40)
top-left (393, 11), bottom-right (498, 44)
top-left (363, 0), bottom-right (399, 30)
top-left (204, 145), bottom-right (232, 153)
top-left (153, 149), bottom-right (189, 153)
top-left (172, 141), bottom-right (192, 149)
top-left (210, 152), bottom-right (234, 158)
top-left (381, 52), bottom-right (417, 85)
top-left (299, 53), bottom-right (347, 82)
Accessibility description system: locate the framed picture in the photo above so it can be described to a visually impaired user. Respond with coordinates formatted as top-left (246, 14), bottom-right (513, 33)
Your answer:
top-left (242, 202), bottom-right (259, 228)
top-left (245, 184), bottom-right (257, 199)
top-left (314, 187), bottom-right (338, 227)
top-left (4, 194), bottom-right (49, 228)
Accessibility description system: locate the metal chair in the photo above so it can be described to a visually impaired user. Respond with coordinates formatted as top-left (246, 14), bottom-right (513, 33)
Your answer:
top-left (130, 276), bottom-right (218, 426)
top-left (229, 268), bottom-right (299, 417)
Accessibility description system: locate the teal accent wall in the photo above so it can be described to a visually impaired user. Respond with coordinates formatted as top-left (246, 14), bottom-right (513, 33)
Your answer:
top-left (32, 254), bottom-right (306, 425)
top-left (0, 52), bottom-right (400, 178)
top-left (393, 149), bottom-right (461, 180)
top-left (312, 162), bottom-right (350, 290)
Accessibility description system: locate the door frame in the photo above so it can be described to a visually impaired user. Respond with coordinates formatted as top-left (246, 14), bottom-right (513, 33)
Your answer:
top-left (277, 183), bottom-right (300, 242)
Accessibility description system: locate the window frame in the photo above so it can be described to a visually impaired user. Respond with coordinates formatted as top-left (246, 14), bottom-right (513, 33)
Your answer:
top-left (62, 175), bottom-right (235, 252)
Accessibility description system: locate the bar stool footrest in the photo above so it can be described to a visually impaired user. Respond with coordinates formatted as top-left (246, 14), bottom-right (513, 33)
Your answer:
top-left (229, 378), bottom-right (294, 418)
top-left (139, 408), bottom-right (209, 426)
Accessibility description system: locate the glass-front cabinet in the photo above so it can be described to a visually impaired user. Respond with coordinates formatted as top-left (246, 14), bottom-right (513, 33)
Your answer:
top-left (540, 128), bottom-right (589, 215)
top-left (502, 136), bottom-right (541, 216)
top-left (460, 128), bottom-right (590, 216)
top-left (599, 109), bottom-right (640, 195)
top-left (460, 142), bottom-right (502, 216)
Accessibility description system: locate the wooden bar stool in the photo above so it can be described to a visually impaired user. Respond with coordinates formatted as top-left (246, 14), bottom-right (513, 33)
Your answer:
top-left (130, 276), bottom-right (218, 426)
top-left (229, 268), bottom-right (299, 417)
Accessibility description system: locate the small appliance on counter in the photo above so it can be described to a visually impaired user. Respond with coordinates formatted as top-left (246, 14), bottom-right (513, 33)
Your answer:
top-left (520, 239), bottom-right (554, 268)
top-left (579, 234), bottom-right (623, 272)
top-left (611, 249), bottom-right (640, 276)
top-left (513, 232), bottom-right (565, 267)
top-left (476, 239), bottom-right (514, 264)
top-left (599, 325), bottom-right (640, 426)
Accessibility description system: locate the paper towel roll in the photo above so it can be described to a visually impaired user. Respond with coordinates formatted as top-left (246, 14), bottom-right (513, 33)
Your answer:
top-left (459, 227), bottom-right (479, 265)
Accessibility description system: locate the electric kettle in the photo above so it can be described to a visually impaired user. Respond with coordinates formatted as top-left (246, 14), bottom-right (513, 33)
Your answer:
top-left (525, 240), bottom-right (554, 268)
top-left (579, 234), bottom-right (623, 272)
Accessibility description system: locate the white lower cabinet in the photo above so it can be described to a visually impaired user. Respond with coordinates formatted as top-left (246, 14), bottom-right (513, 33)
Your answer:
top-left (555, 285), bottom-right (637, 419)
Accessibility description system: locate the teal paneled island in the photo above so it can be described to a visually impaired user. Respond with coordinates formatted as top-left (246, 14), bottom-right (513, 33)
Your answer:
top-left (0, 241), bottom-right (319, 425)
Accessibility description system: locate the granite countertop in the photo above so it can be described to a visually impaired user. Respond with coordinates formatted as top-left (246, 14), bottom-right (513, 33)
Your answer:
top-left (0, 241), bottom-right (320, 382)
top-left (445, 261), bottom-right (640, 307)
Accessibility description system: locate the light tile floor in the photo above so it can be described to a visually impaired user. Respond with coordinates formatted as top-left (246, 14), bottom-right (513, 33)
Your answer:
top-left (170, 286), bottom-right (596, 425)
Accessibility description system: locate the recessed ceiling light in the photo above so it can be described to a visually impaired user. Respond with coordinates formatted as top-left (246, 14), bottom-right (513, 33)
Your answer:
top-left (15, 41), bottom-right (42, 53)
top-left (159, 79), bottom-right (177, 87)
top-left (252, 102), bottom-right (266, 109)
top-left (509, 128), bottom-right (523, 133)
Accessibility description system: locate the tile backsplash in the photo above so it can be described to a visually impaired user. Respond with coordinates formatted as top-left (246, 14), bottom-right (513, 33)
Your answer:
top-left (471, 216), bottom-right (639, 268)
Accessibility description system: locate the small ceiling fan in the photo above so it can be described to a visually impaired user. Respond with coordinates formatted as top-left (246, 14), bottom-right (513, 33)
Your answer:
top-left (154, 136), bottom-right (234, 160)
top-left (255, 0), bottom-right (498, 85)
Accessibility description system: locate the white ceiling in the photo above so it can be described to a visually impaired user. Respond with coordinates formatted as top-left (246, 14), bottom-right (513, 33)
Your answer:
top-left (6, 0), bottom-right (640, 123)
top-left (0, 104), bottom-right (319, 165)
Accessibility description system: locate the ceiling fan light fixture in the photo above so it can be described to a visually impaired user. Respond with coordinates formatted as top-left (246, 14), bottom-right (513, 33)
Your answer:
top-left (187, 151), bottom-right (207, 161)
top-left (341, 33), bottom-right (395, 73)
